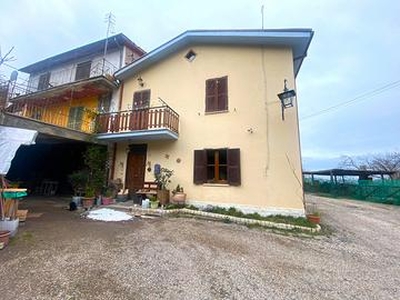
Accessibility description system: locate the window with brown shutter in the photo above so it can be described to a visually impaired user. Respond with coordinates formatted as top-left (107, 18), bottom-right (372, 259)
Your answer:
top-left (205, 76), bottom-right (228, 113)
top-left (193, 148), bottom-right (240, 185)
top-left (133, 89), bottom-right (151, 109)
top-left (75, 61), bottom-right (92, 81)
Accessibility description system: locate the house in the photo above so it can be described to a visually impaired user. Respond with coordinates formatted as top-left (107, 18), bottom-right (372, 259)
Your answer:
top-left (4, 33), bottom-right (145, 135)
top-left (0, 34), bottom-right (145, 194)
top-left (96, 29), bottom-right (313, 216)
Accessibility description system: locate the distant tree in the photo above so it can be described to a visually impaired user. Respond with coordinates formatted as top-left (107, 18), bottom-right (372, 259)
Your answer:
top-left (339, 151), bottom-right (400, 179)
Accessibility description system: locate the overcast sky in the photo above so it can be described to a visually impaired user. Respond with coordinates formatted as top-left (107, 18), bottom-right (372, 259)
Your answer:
top-left (1, 0), bottom-right (399, 170)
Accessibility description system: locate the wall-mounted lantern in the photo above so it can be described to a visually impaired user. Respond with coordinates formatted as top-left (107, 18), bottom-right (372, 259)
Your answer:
top-left (277, 79), bottom-right (296, 120)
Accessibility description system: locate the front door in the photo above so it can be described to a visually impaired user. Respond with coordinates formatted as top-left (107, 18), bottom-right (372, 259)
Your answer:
top-left (125, 144), bottom-right (147, 194)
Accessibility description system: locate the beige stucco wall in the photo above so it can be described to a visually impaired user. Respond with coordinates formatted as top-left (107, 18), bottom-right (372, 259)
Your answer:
top-left (113, 44), bottom-right (305, 216)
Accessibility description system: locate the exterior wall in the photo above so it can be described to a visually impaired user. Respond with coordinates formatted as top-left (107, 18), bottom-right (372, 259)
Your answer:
top-left (113, 45), bottom-right (304, 216)
top-left (40, 95), bottom-right (99, 132)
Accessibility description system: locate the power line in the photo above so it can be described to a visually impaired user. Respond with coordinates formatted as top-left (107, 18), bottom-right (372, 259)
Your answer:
top-left (301, 79), bottom-right (400, 120)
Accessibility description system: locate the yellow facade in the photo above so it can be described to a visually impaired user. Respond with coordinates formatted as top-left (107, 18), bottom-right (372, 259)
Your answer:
top-left (114, 45), bottom-right (305, 216)
top-left (34, 95), bottom-right (99, 133)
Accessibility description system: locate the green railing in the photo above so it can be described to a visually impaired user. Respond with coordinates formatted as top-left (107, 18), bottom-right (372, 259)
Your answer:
top-left (304, 179), bottom-right (400, 205)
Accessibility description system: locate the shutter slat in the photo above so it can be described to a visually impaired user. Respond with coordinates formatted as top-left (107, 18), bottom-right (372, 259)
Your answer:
top-left (227, 148), bottom-right (241, 186)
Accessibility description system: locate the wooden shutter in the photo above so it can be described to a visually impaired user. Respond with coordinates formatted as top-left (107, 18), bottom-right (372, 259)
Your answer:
top-left (193, 150), bottom-right (207, 184)
top-left (205, 79), bottom-right (217, 112)
top-left (217, 76), bottom-right (228, 111)
top-left (75, 61), bottom-right (92, 80)
top-left (133, 89), bottom-right (151, 109)
top-left (227, 148), bottom-right (241, 186)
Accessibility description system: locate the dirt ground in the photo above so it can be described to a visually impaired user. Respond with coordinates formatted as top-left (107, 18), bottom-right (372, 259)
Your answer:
top-left (0, 195), bottom-right (399, 300)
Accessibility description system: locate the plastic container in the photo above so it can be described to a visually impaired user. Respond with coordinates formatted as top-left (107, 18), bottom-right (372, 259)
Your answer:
top-left (142, 198), bottom-right (150, 209)
top-left (0, 219), bottom-right (20, 237)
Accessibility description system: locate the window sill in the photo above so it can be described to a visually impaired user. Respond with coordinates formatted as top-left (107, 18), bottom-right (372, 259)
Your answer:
top-left (203, 183), bottom-right (230, 187)
top-left (204, 110), bottom-right (229, 115)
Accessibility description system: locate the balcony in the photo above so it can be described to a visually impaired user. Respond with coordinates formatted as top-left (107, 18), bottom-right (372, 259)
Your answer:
top-left (5, 102), bottom-right (96, 134)
top-left (8, 59), bottom-right (118, 103)
top-left (95, 105), bottom-right (179, 141)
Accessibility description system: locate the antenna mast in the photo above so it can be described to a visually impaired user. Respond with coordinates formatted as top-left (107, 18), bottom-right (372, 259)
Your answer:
top-left (102, 12), bottom-right (116, 73)
top-left (261, 5), bottom-right (265, 29)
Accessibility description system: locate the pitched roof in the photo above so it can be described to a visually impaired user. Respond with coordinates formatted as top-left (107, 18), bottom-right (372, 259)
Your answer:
top-left (20, 33), bottom-right (146, 74)
top-left (115, 29), bottom-right (314, 80)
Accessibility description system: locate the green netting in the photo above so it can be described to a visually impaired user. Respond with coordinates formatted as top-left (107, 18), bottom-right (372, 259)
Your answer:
top-left (304, 179), bottom-right (400, 205)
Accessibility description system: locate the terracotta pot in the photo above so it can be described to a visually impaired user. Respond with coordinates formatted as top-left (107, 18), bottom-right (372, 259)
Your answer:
top-left (82, 197), bottom-right (95, 209)
top-left (0, 230), bottom-right (11, 248)
top-left (171, 192), bottom-right (186, 204)
top-left (102, 197), bottom-right (113, 205)
top-left (157, 190), bottom-right (170, 205)
top-left (307, 214), bottom-right (321, 224)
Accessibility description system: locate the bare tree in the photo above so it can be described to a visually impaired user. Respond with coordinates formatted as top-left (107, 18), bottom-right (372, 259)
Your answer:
top-left (339, 152), bottom-right (400, 178)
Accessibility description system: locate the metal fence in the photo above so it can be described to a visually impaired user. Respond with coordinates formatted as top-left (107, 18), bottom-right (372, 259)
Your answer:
top-left (304, 179), bottom-right (400, 205)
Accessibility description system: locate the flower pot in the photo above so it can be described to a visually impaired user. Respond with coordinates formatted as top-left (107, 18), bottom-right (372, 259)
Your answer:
top-left (82, 197), bottom-right (95, 209)
top-left (0, 230), bottom-right (11, 249)
top-left (171, 192), bottom-right (186, 205)
top-left (307, 214), bottom-right (321, 224)
top-left (150, 200), bottom-right (159, 209)
top-left (102, 197), bottom-right (114, 205)
top-left (157, 190), bottom-right (170, 205)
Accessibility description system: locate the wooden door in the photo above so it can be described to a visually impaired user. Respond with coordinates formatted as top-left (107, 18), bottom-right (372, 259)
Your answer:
top-left (125, 144), bottom-right (147, 192)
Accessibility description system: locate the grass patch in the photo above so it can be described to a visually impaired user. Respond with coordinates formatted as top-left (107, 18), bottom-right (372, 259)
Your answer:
top-left (199, 206), bottom-right (317, 228)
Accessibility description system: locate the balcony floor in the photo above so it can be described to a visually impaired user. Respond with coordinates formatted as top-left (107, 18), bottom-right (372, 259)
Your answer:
top-left (95, 128), bottom-right (178, 142)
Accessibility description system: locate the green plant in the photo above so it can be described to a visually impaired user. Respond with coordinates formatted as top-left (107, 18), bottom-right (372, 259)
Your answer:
top-left (154, 167), bottom-right (174, 190)
top-left (84, 145), bottom-right (108, 195)
top-left (68, 170), bottom-right (88, 196)
top-left (84, 186), bottom-right (95, 198)
top-left (172, 184), bottom-right (184, 195)
top-left (148, 195), bottom-right (157, 202)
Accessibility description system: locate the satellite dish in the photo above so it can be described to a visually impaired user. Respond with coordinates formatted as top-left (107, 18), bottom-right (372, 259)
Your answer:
top-left (9, 70), bottom-right (18, 81)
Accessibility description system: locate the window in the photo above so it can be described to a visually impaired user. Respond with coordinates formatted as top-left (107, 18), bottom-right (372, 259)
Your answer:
top-left (133, 89), bottom-right (151, 109)
top-left (67, 106), bottom-right (84, 130)
top-left (194, 148), bottom-right (240, 186)
top-left (205, 76), bottom-right (228, 113)
top-left (75, 61), bottom-right (92, 80)
top-left (185, 50), bottom-right (196, 62)
top-left (37, 72), bottom-right (50, 91)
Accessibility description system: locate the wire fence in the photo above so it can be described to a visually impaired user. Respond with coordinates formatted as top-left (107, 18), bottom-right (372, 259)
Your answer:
top-left (304, 179), bottom-right (400, 205)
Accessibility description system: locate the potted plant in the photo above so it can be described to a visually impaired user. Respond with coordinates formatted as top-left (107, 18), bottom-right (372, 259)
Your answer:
top-left (154, 167), bottom-right (173, 205)
top-left (101, 188), bottom-right (114, 205)
top-left (68, 170), bottom-right (88, 206)
top-left (306, 211), bottom-right (321, 224)
top-left (82, 186), bottom-right (95, 209)
top-left (149, 195), bottom-right (159, 209)
top-left (171, 184), bottom-right (186, 205)
top-left (83, 145), bottom-right (108, 207)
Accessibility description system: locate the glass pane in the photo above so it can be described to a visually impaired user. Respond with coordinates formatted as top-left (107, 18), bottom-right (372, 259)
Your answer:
top-left (207, 166), bottom-right (215, 182)
top-left (219, 149), bottom-right (227, 165)
top-left (219, 166), bottom-right (227, 181)
top-left (207, 150), bottom-right (215, 165)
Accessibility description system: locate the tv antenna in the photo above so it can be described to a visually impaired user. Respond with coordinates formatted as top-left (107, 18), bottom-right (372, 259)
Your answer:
top-left (261, 5), bottom-right (265, 29)
top-left (102, 12), bottom-right (116, 73)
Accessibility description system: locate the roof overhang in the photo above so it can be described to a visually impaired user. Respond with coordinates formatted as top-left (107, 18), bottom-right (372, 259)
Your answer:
top-left (20, 33), bottom-right (146, 74)
top-left (115, 29), bottom-right (314, 80)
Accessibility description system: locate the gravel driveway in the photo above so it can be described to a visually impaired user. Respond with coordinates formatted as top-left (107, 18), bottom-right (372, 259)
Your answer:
top-left (0, 195), bottom-right (399, 300)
